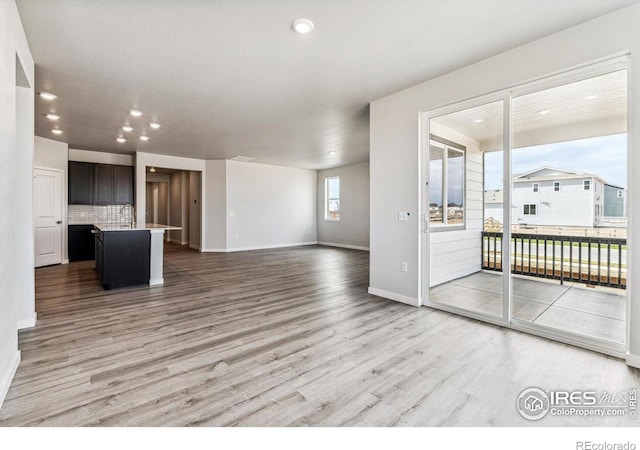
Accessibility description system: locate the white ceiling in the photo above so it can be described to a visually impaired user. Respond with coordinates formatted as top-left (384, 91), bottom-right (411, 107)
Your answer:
top-left (17, 0), bottom-right (638, 170)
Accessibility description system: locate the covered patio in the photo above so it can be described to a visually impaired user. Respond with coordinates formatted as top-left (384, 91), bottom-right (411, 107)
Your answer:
top-left (430, 272), bottom-right (625, 343)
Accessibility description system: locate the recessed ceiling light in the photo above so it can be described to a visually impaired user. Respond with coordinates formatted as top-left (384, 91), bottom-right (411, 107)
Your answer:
top-left (585, 95), bottom-right (599, 100)
top-left (45, 113), bottom-right (61, 121)
top-left (116, 137), bottom-right (126, 144)
top-left (139, 135), bottom-right (149, 141)
top-left (474, 119), bottom-right (484, 123)
top-left (328, 150), bottom-right (337, 155)
top-left (129, 109), bottom-right (143, 117)
top-left (292, 18), bottom-right (314, 34)
top-left (149, 122), bottom-right (161, 129)
top-left (122, 125), bottom-right (133, 132)
top-left (51, 129), bottom-right (63, 135)
top-left (38, 92), bottom-right (57, 101)
top-left (149, 167), bottom-right (156, 172)
top-left (537, 109), bottom-right (551, 115)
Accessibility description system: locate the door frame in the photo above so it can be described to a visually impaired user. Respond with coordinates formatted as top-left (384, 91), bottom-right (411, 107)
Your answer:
top-left (418, 57), bottom-right (630, 359)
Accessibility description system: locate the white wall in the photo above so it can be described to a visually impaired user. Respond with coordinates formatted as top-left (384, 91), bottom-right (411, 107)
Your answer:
top-left (35, 136), bottom-right (69, 263)
top-left (369, 3), bottom-right (640, 364)
top-left (16, 86), bottom-right (35, 329)
top-left (69, 148), bottom-right (133, 166)
top-left (226, 161), bottom-right (317, 250)
top-left (0, 0), bottom-right (34, 408)
top-left (317, 162), bottom-right (370, 250)
top-left (203, 160), bottom-right (227, 251)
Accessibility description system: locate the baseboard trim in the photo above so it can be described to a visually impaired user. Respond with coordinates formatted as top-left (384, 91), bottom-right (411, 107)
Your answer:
top-left (226, 242), bottom-right (318, 252)
top-left (189, 244), bottom-right (201, 251)
top-left (201, 248), bottom-right (227, 253)
top-left (62, 259), bottom-right (69, 265)
top-left (17, 313), bottom-right (37, 330)
top-left (167, 239), bottom-right (189, 245)
top-left (318, 241), bottom-right (370, 251)
top-left (0, 351), bottom-right (20, 409)
top-left (626, 353), bottom-right (640, 369)
top-left (368, 287), bottom-right (421, 307)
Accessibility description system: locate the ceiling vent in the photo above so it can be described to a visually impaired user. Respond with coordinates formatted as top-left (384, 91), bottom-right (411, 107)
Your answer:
top-left (229, 156), bottom-right (255, 162)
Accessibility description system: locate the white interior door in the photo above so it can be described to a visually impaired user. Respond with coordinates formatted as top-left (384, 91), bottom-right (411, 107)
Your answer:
top-left (34, 168), bottom-right (63, 267)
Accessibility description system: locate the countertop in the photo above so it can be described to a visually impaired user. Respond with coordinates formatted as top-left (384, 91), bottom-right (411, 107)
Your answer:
top-left (94, 223), bottom-right (182, 232)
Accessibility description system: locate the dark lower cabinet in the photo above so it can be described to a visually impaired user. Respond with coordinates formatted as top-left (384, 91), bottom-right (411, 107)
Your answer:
top-left (95, 228), bottom-right (150, 290)
top-left (68, 225), bottom-right (95, 262)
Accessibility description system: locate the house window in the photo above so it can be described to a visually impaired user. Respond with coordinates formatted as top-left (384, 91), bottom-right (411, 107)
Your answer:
top-left (429, 140), bottom-right (465, 227)
top-left (553, 181), bottom-right (561, 192)
top-left (532, 183), bottom-right (539, 193)
top-left (583, 180), bottom-right (591, 191)
top-left (523, 204), bottom-right (537, 215)
top-left (325, 176), bottom-right (340, 221)
top-left (617, 189), bottom-right (624, 198)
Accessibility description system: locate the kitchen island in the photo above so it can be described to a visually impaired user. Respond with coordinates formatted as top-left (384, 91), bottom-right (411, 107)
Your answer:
top-left (94, 223), bottom-right (181, 289)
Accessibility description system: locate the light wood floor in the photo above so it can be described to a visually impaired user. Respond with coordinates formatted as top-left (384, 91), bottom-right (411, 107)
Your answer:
top-left (1, 243), bottom-right (638, 426)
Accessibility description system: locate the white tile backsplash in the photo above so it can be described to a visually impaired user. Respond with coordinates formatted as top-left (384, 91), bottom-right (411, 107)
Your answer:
top-left (69, 204), bottom-right (134, 225)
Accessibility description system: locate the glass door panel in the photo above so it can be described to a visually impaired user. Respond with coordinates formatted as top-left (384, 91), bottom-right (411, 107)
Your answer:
top-left (510, 69), bottom-right (628, 345)
top-left (428, 100), bottom-right (504, 318)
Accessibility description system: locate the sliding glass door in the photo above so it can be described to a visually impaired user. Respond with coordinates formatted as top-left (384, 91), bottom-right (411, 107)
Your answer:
top-left (423, 59), bottom-right (628, 353)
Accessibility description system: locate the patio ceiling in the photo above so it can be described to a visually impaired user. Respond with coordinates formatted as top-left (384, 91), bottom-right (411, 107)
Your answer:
top-left (432, 68), bottom-right (627, 152)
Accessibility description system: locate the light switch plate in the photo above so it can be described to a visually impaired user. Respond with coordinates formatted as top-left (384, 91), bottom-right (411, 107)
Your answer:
top-left (398, 211), bottom-right (409, 221)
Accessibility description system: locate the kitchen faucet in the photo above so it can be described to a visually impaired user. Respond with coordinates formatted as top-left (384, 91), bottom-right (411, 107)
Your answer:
top-left (119, 203), bottom-right (136, 228)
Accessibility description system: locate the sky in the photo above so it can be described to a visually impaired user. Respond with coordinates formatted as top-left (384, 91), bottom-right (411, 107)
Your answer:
top-left (484, 133), bottom-right (627, 191)
top-left (430, 133), bottom-right (627, 207)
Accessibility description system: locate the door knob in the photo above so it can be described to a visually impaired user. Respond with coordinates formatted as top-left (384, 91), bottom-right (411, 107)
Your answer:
top-left (56, 220), bottom-right (62, 224)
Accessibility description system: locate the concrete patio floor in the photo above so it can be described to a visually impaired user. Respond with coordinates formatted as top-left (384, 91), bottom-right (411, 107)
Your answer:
top-left (430, 271), bottom-right (625, 344)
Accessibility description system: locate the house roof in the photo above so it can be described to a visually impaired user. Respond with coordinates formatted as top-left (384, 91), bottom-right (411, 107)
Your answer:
top-left (513, 166), bottom-right (607, 184)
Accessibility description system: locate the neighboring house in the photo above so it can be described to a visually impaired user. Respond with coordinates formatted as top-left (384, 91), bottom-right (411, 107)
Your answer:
top-left (484, 167), bottom-right (626, 228)
top-left (512, 167), bottom-right (624, 227)
top-left (484, 189), bottom-right (503, 223)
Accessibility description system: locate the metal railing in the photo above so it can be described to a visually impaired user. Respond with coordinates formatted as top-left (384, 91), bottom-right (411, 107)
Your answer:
top-left (482, 232), bottom-right (627, 289)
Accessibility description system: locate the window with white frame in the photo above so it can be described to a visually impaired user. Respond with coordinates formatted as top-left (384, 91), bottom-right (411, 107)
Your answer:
top-left (429, 139), bottom-right (465, 227)
top-left (583, 180), bottom-right (591, 191)
top-left (532, 183), bottom-right (539, 193)
top-left (325, 176), bottom-right (340, 221)
top-left (553, 181), bottom-right (561, 192)
top-left (617, 189), bottom-right (624, 198)
top-left (523, 204), bottom-right (537, 215)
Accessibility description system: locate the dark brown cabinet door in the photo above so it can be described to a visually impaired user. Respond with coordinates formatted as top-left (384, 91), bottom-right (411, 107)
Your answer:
top-left (68, 162), bottom-right (94, 204)
top-left (114, 165), bottom-right (134, 204)
top-left (94, 164), bottom-right (115, 205)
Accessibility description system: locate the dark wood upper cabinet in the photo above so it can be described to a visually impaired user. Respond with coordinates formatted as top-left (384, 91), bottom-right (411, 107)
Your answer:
top-left (68, 162), bottom-right (94, 204)
top-left (69, 162), bottom-right (134, 206)
top-left (94, 164), bottom-right (115, 205)
top-left (114, 165), bottom-right (134, 205)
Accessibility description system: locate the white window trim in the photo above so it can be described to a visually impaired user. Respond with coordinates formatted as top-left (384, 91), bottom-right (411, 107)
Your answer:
top-left (532, 183), bottom-right (539, 193)
top-left (617, 189), bottom-right (624, 198)
top-left (325, 176), bottom-right (340, 222)
top-left (553, 181), bottom-right (561, 192)
top-left (429, 139), bottom-right (466, 231)
top-left (583, 179), bottom-right (591, 191)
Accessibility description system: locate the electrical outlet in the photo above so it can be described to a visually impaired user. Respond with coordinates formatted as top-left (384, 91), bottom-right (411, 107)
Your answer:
top-left (398, 211), bottom-right (410, 221)
top-left (401, 261), bottom-right (408, 272)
